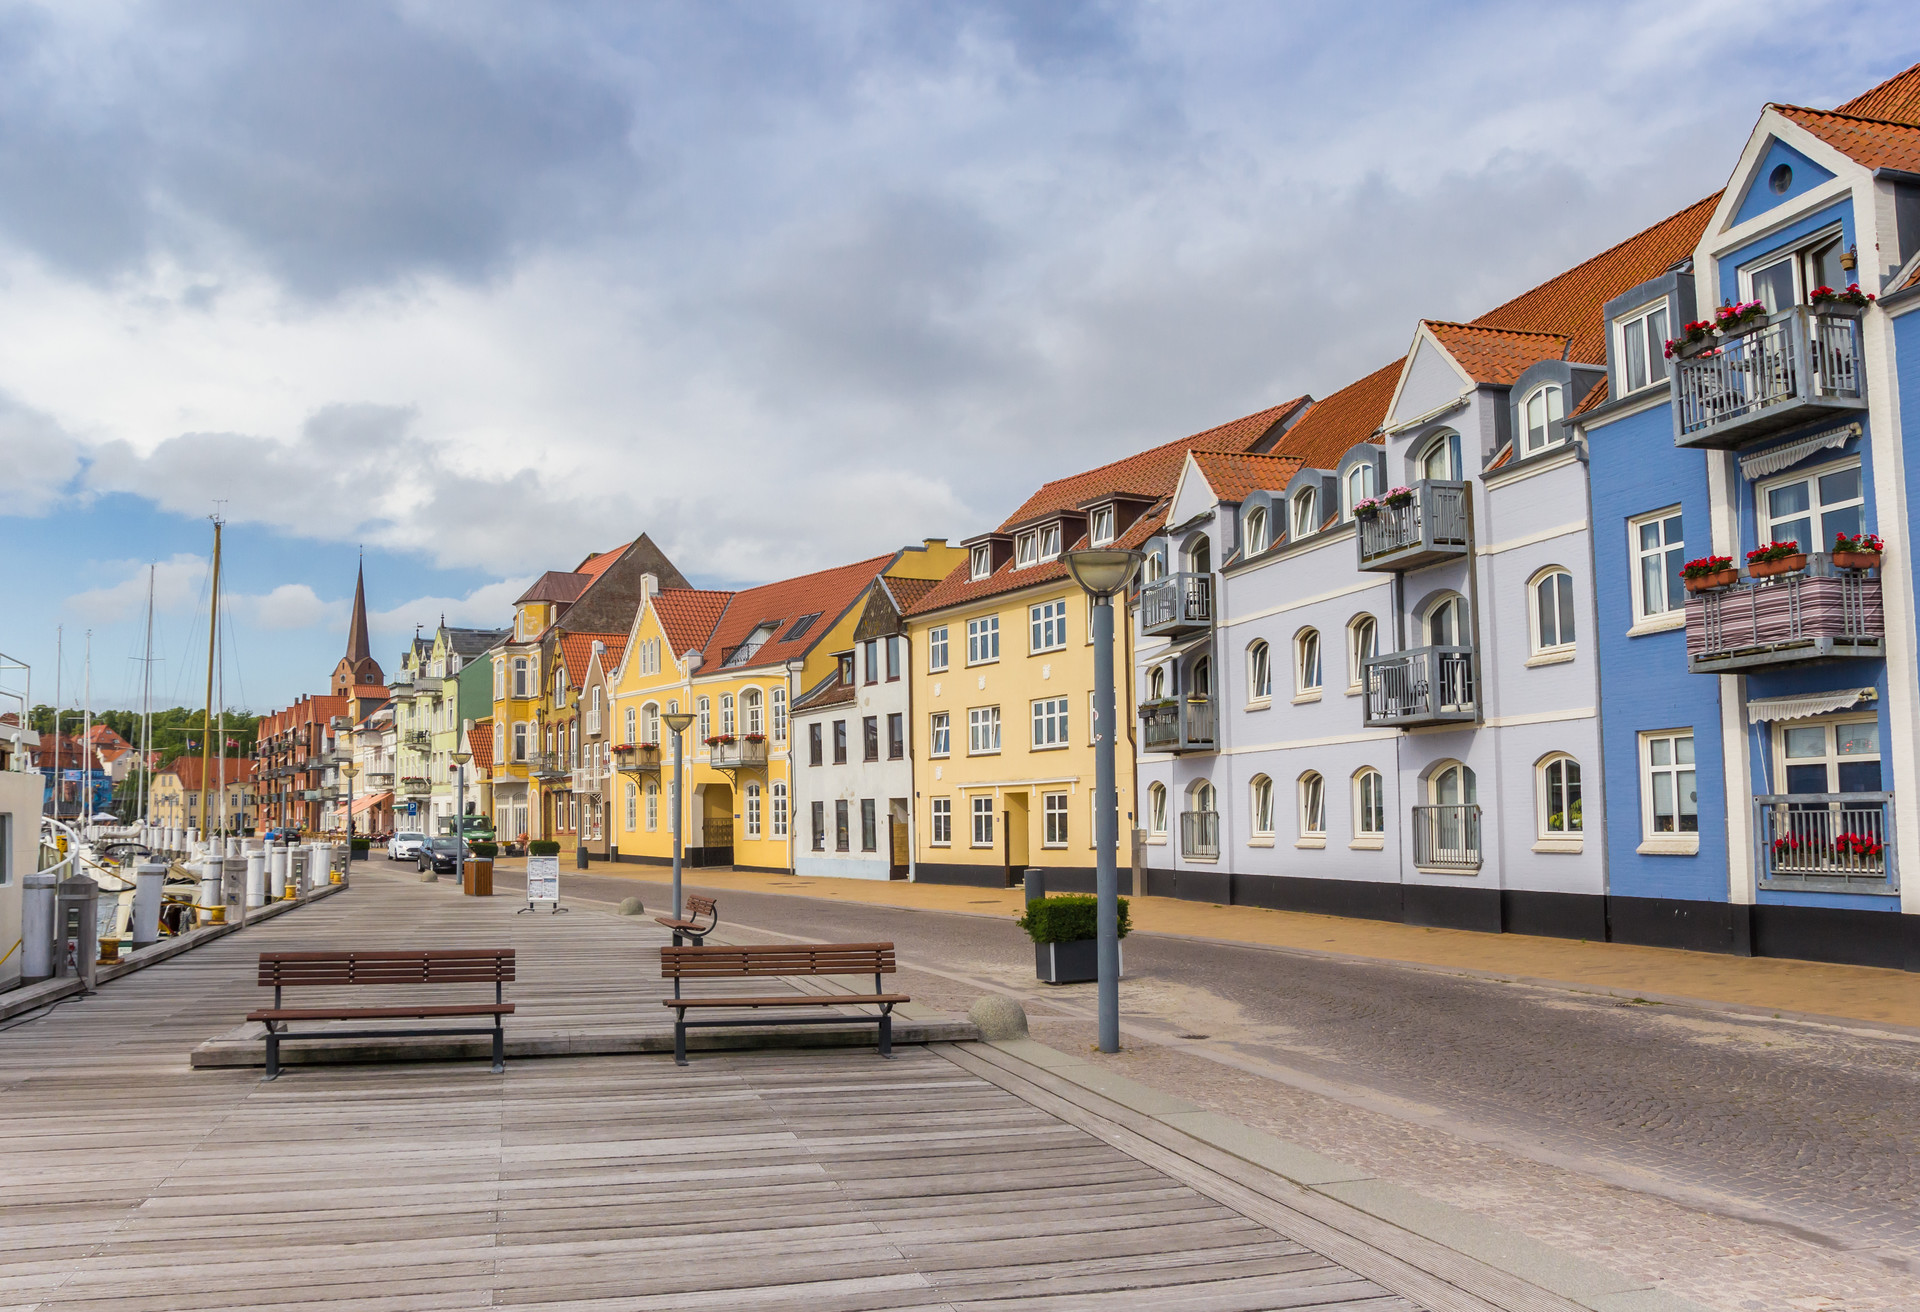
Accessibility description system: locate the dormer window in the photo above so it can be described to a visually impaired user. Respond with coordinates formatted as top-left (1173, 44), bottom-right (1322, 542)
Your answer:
top-left (1089, 505), bottom-right (1116, 546)
top-left (970, 544), bottom-right (992, 580)
top-left (1037, 522), bottom-right (1061, 561)
top-left (1014, 531), bottom-right (1037, 568)
top-left (838, 653), bottom-right (855, 684)
top-left (1292, 487), bottom-right (1318, 539)
top-left (1243, 506), bottom-right (1269, 555)
top-left (1616, 303), bottom-right (1669, 394)
top-left (1522, 383), bottom-right (1566, 453)
top-left (1144, 548), bottom-right (1167, 582)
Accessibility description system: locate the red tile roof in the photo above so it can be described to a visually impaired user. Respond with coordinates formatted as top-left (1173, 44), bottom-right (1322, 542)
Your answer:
top-left (1773, 104), bottom-right (1920, 174)
top-left (1835, 60), bottom-right (1920, 126)
top-left (558, 631), bottom-right (629, 684)
top-left (167, 756), bottom-right (256, 790)
top-left (909, 500), bottom-right (1169, 616)
top-left (1273, 360), bottom-right (1403, 466)
top-left (996, 400), bottom-right (1309, 530)
top-left (1189, 451), bottom-right (1306, 504)
top-left (467, 723), bottom-right (494, 771)
top-left (515, 570), bottom-right (594, 605)
top-left (574, 547), bottom-right (624, 581)
top-left (1571, 377), bottom-right (1612, 416)
top-left (1424, 322), bottom-right (1570, 386)
top-left (881, 575), bottom-right (941, 614)
top-left (651, 589), bottom-right (736, 658)
top-left (701, 553), bottom-right (898, 673)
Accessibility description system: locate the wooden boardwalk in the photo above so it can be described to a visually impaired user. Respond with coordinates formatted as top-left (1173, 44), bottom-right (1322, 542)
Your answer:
top-left (0, 872), bottom-right (1435, 1309)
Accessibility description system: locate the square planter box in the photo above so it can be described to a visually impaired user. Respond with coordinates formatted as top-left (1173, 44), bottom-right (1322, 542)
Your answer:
top-left (1035, 938), bottom-right (1124, 984)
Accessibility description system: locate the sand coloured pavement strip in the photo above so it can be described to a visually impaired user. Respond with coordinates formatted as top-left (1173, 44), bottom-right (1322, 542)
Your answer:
top-left (481, 856), bottom-right (1920, 1030)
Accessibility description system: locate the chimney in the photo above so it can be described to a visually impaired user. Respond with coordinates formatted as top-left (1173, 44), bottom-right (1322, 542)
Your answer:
top-left (922, 538), bottom-right (948, 551)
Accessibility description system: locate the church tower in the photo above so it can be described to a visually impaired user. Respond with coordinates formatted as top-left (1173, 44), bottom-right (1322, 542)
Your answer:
top-left (331, 562), bottom-right (386, 695)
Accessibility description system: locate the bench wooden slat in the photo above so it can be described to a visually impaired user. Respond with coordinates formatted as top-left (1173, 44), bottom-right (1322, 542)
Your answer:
top-left (658, 940), bottom-right (906, 1065)
top-left (254, 949), bottom-right (514, 1079)
top-left (248, 1004), bottom-right (514, 1021)
top-left (662, 995), bottom-right (911, 1008)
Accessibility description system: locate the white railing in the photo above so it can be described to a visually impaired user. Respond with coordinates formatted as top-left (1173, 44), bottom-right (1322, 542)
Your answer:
top-left (1756, 792), bottom-right (1895, 892)
top-left (1412, 804), bottom-right (1481, 870)
top-left (1356, 481), bottom-right (1470, 567)
top-left (1141, 573), bottom-right (1212, 633)
top-left (1673, 307), bottom-right (1863, 442)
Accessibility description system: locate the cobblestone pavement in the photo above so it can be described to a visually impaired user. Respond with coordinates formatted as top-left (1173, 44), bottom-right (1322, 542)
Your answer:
top-left (478, 863), bottom-right (1920, 1311)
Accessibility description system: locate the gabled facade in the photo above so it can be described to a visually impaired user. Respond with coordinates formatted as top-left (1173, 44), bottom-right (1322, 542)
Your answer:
top-left (150, 757), bottom-right (256, 836)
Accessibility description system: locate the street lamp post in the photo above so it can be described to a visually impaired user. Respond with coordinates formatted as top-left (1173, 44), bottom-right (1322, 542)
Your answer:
top-left (452, 749), bottom-right (471, 863)
top-left (340, 756), bottom-right (359, 876)
top-left (1063, 547), bottom-right (1144, 1055)
top-left (662, 709), bottom-right (695, 919)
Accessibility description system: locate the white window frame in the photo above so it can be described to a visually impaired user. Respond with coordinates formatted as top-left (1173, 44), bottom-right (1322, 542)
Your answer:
top-left (1293, 628), bottom-right (1322, 699)
top-left (1029, 598), bottom-right (1068, 653)
top-left (1528, 566), bottom-right (1577, 660)
top-left (1147, 782), bottom-right (1167, 839)
top-left (512, 659), bottom-right (528, 698)
top-left (646, 780), bottom-right (658, 830)
top-left (1347, 615), bottom-right (1377, 693)
top-left (966, 616), bottom-right (1000, 665)
top-left (1249, 775), bottom-right (1274, 839)
top-left (928, 625), bottom-right (949, 672)
top-left (1247, 640), bottom-right (1272, 707)
top-left (1535, 753), bottom-right (1584, 853)
top-left (772, 687), bottom-right (787, 741)
top-left (1292, 487), bottom-right (1318, 539)
top-left (624, 781), bottom-right (638, 833)
top-left (1737, 223), bottom-right (1844, 313)
top-left (1353, 768), bottom-right (1385, 846)
top-left (1297, 772), bottom-right (1325, 847)
top-left (1243, 506), bottom-right (1268, 555)
top-left (1615, 300), bottom-right (1670, 396)
top-left (771, 781), bottom-right (788, 838)
top-left (970, 544), bottom-right (992, 579)
top-left (743, 689), bottom-right (763, 736)
top-left (624, 707), bottom-right (636, 744)
top-left (930, 711), bottom-right (950, 758)
top-left (1520, 383), bottom-right (1565, 454)
top-left (1755, 457), bottom-right (1864, 561)
top-left (1344, 462), bottom-right (1377, 519)
top-left (1089, 505), bottom-right (1116, 546)
top-left (1773, 713), bottom-right (1880, 796)
top-left (1628, 507), bottom-right (1686, 632)
top-left (930, 796), bottom-right (951, 846)
top-left (642, 702), bottom-right (660, 745)
top-left (1042, 792), bottom-right (1069, 848)
top-left (745, 782), bottom-right (762, 840)
top-left (967, 706), bottom-right (1001, 755)
top-left (1031, 696), bottom-right (1069, 750)
top-left (696, 696), bottom-right (711, 742)
top-left (1015, 531), bottom-right (1039, 568)
top-left (971, 795), bottom-right (995, 848)
top-left (1638, 729), bottom-right (1698, 853)
top-left (1037, 522), bottom-right (1062, 561)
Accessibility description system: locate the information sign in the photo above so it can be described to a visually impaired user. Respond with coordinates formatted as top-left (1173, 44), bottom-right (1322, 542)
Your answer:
top-left (522, 855), bottom-right (564, 914)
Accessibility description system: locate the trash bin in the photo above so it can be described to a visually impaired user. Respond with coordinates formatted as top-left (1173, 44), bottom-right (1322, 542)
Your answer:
top-left (463, 859), bottom-right (494, 897)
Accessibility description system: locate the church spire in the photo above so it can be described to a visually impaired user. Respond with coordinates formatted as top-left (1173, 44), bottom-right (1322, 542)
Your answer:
top-left (345, 559), bottom-right (372, 664)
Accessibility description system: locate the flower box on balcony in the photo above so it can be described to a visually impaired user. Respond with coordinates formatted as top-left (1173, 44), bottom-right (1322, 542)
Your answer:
top-left (1713, 299), bottom-right (1769, 335)
top-left (1831, 533), bottom-right (1882, 572)
top-left (1809, 284), bottom-right (1873, 313)
top-left (1682, 555), bottom-right (1737, 593)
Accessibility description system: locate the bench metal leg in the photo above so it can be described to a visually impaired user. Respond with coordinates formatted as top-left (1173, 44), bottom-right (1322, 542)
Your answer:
top-left (674, 1013), bottom-right (688, 1066)
top-left (264, 1025), bottom-right (280, 1082)
top-left (492, 1018), bottom-right (505, 1075)
top-left (690, 933), bottom-right (704, 947)
top-left (879, 1009), bottom-right (893, 1059)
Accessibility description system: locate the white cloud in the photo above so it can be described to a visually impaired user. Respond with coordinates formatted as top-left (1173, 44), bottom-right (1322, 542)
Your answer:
top-left (245, 583), bottom-right (340, 631)
top-left (369, 578), bottom-right (533, 638)
top-left (63, 554), bottom-right (208, 625)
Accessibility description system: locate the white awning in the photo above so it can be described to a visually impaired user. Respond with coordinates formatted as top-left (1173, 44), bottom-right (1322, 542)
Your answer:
top-left (1738, 423), bottom-right (1860, 481)
top-left (1746, 687), bottom-right (1876, 724)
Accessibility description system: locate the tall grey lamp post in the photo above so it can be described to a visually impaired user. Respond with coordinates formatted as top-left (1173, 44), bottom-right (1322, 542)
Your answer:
top-left (662, 708), bottom-right (695, 919)
top-left (339, 754), bottom-right (358, 872)
top-left (1063, 547), bottom-right (1144, 1055)
top-left (452, 749), bottom-right (471, 860)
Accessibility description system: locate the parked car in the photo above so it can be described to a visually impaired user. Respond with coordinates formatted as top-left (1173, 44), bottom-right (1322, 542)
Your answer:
top-left (388, 831), bottom-right (428, 860)
top-left (263, 827), bottom-right (302, 844)
top-left (416, 837), bottom-right (467, 875)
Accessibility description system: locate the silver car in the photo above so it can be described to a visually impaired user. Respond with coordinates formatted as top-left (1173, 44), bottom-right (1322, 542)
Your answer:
top-left (388, 831), bottom-right (427, 860)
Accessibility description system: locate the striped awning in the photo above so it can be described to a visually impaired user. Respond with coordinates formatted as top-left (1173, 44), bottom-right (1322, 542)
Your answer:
top-left (1738, 423), bottom-right (1860, 481)
top-left (1747, 687), bottom-right (1876, 724)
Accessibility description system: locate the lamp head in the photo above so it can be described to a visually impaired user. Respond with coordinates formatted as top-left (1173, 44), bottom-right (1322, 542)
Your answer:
top-left (662, 711), bottom-right (695, 734)
top-left (1063, 548), bottom-right (1145, 599)
top-left (452, 751), bottom-right (471, 766)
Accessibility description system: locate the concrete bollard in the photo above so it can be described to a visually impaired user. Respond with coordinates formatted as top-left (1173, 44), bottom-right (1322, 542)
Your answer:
top-left (22, 873), bottom-right (57, 983)
top-left (246, 851), bottom-right (268, 908)
top-left (269, 846), bottom-right (289, 900)
top-left (197, 850), bottom-right (225, 926)
top-left (132, 863), bottom-right (167, 949)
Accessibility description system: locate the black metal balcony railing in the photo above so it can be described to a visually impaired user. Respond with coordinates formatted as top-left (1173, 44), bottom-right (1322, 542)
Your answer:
top-left (1672, 306), bottom-right (1866, 449)
top-left (1355, 481), bottom-right (1470, 572)
top-left (1139, 697), bottom-right (1216, 754)
top-left (1141, 572), bottom-right (1213, 637)
top-left (1413, 804), bottom-right (1481, 870)
top-left (707, 737), bottom-right (770, 769)
top-left (1180, 809), bottom-right (1219, 859)
top-left (1685, 554), bottom-right (1883, 673)
top-left (1756, 792), bottom-right (1895, 893)
top-left (1362, 646), bottom-right (1477, 728)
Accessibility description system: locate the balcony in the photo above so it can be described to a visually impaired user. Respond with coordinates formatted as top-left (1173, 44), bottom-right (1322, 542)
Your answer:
top-left (1672, 306), bottom-right (1866, 450)
top-left (402, 730), bottom-right (432, 750)
top-left (365, 771), bottom-right (395, 790)
top-left (1355, 481), bottom-right (1471, 572)
top-left (1685, 555), bottom-right (1883, 673)
top-left (1180, 809), bottom-right (1219, 860)
top-left (528, 753), bottom-right (570, 781)
top-left (1412, 804), bottom-right (1482, 870)
top-left (612, 743), bottom-right (662, 772)
top-left (1362, 646), bottom-right (1478, 728)
top-left (1755, 792), bottom-right (1895, 893)
top-left (399, 777), bottom-right (431, 797)
top-left (1138, 697), bottom-right (1216, 754)
top-left (706, 736), bottom-right (770, 770)
top-left (1140, 572), bottom-right (1213, 638)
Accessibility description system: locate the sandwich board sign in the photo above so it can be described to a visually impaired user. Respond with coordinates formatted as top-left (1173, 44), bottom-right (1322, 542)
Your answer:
top-left (521, 854), bottom-right (564, 914)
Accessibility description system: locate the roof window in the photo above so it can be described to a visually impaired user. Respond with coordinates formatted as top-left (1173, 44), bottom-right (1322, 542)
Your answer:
top-left (782, 612), bottom-right (822, 642)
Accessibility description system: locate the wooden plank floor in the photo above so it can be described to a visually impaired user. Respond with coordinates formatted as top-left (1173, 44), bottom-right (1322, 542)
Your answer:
top-left (0, 873), bottom-right (1425, 1310)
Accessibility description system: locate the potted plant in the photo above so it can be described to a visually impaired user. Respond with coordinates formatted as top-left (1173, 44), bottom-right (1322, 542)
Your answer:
top-left (704, 733), bottom-right (735, 747)
top-left (1714, 299), bottom-right (1770, 335)
top-left (1352, 496), bottom-right (1383, 519)
top-left (1384, 486), bottom-right (1415, 507)
top-left (1745, 540), bottom-right (1806, 578)
top-left (744, 732), bottom-right (766, 743)
top-left (1810, 283), bottom-right (1875, 315)
top-left (527, 839), bottom-right (561, 856)
top-left (1681, 555), bottom-right (1738, 592)
top-left (1664, 319), bottom-right (1716, 358)
top-left (1017, 894), bottom-right (1130, 984)
top-left (1832, 532), bottom-right (1883, 571)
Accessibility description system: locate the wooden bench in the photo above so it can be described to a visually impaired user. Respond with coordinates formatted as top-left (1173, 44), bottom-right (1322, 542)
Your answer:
top-left (247, 949), bottom-right (515, 1080)
top-left (654, 894), bottom-right (718, 946)
top-left (660, 943), bottom-right (908, 1065)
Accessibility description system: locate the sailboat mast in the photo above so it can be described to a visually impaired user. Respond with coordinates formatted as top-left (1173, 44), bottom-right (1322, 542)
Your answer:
top-left (140, 565), bottom-right (154, 825)
top-left (198, 519), bottom-right (222, 839)
top-left (53, 626), bottom-right (61, 820)
top-left (83, 631), bottom-right (92, 826)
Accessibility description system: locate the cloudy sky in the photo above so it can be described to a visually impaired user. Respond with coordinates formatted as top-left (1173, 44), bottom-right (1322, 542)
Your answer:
top-left (2, 0), bottom-right (1913, 713)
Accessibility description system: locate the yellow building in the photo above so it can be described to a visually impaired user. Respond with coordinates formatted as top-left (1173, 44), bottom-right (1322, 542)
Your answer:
top-left (609, 544), bottom-right (962, 872)
top-left (902, 411), bottom-right (1303, 888)
top-left (150, 756), bottom-right (257, 836)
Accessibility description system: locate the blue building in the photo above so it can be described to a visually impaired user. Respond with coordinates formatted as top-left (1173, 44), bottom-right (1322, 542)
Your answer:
top-left (1579, 68), bottom-right (1920, 969)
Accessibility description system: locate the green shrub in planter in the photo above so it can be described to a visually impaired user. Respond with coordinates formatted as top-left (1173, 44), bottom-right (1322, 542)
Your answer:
top-left (470, 841), bottom-right (498, 859)
top-left (1016, 894), bottom-right (1129, 944)
top-left (349, 838), bottom-right (370, 855)
top-left (527, 839), bottom-right (562, 857)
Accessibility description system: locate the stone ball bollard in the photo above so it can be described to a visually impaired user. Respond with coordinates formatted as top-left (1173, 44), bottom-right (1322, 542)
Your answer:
top-left (968, 995), bottom-right (1029, 1041)
top-left (617, 896), bottom-right (645, 916)
top-left (420, 871), bottom-right (439, 883)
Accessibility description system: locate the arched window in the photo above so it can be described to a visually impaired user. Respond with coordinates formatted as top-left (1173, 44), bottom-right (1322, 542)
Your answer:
top-left (720, 693), bottom-right (736, 736)
top-left (1188, 778), bottom-right (1216, 812)
top-left (1292, 486), bottom-right (1318, 538)
top-left (1345, 461), bottom-right (1377, 518)
top-left (1188, 536), bottom-right (1212, 574)
top-left (645, 780), bottom-right (659, 830)
top-left (1190, 656), bottom-right (1213, 697)
top-left (1250, 775), bottom-right (1274, 835)
top-left (624, 706), bottom-right (636, 744)
top-left (1348, 615), bottom-right (1377, 689)
top-left (1298, 771), bottom-right (1325, 837)
top-left (1431, 761), bottom-right (1477, 806)
top-left (1147, 666), bottom-right (1167, 701)
top-left (642, 702), bottom-right (660, 745)
top-left (1522, 383), bottom-right (1565, 453)
top-left (745, 782), bottom-right (762, 839)
top-left (1243, 506), bottom-right (1269, 555)
top-left (771, 780), bottom-right (788, 838)
top-left (1420, 431), bottom-right (1464, 482)
top-left (1530, 568), bottom-right (1576, 654)
top-left (1425, 593), bottom-right (1468, 647)
top-left (1181, 779), bottom-right (1216, 858)
top-left (1353, 768), bottom-right (1385, 836)
top-left (743, 689), bottom-right (764, 736)
top-left (1294, 629), bottom-right (1321, 695)
top-left (1247, 641), bottom-right (1271, 703)
top-left (1144, 548), bottom-right (1167, 582)
top-left (1148, 782), bottom-right (1168, 836)
top-left (1538, 755), bottom-right (1582, 836)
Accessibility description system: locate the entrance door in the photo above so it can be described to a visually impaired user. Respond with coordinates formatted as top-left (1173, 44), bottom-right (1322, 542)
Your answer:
top-left (888, 798), bottom-right (910, 878)
top-left (1003, 791), bottom-right (1030, 879)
